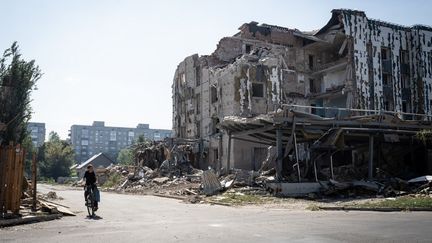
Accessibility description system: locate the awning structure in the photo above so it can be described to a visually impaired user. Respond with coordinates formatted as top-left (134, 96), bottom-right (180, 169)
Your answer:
top-left (219, 105), bottom-right (432, 181)
top-left (221, 108), bottom-right (431, 147)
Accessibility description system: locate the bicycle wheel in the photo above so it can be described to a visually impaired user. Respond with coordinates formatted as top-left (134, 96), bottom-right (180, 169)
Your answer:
top-left (86, 195), bottom-right (94, 217)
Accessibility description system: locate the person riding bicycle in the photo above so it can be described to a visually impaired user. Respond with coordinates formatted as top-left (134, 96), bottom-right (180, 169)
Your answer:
top-left (83, 164), bottom-right (98, 211)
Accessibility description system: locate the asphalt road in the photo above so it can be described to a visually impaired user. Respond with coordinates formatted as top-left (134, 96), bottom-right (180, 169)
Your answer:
top-left (1, 184), bottom-right (431, 243)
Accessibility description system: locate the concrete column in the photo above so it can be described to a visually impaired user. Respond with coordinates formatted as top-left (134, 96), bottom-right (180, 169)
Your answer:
top-left (276, 128), bottom-right (283, 181)
top-left (368, 135), bottom-right (374, 180)
top-left (218, 134), bottom-right (223, 173)
top-left (227, 133), bottom-right (232, 172)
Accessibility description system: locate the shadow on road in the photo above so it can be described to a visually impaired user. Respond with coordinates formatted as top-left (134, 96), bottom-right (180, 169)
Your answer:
top-left (85, 215), bottom-right (103, 220)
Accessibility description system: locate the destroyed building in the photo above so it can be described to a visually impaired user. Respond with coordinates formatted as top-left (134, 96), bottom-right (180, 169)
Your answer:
top-left (172, 9), bottom-right (432, 174)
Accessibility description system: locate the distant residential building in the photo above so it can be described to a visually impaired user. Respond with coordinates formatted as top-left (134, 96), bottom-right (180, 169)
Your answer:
top-left (69, 121), bottom-right (172, 163)
top-left (27, 122), bottom-right (46, 148)
top-left (76, 152), bottom-right (114, 178)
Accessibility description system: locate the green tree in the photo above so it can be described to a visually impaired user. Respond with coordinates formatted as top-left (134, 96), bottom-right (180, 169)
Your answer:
top-left (22, 134), bottom-right (36, 176)
top-left (117, 148), bottom-right (134, 165)
top-left (137, 134), bottom-right (146, 143)
top-left (0, 42), bottom-right (42, 145)
top-left (38, 132), bottom-right (75, 180)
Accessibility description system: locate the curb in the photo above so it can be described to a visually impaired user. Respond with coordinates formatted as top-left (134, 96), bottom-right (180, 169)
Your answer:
top-left (207, 201), bottom-right (232, 207)
top-left (0, 214), bottom-right (62, 227)
top-left (151, 193), bottom-right (188, 201)
top-left (318, 206), bottom-right (432, 212)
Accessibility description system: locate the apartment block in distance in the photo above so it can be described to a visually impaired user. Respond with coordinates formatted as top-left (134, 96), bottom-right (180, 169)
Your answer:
top-left (27, 122), bottom-right (46, 148)
top-left (70, 121), bottom-right (172, 163)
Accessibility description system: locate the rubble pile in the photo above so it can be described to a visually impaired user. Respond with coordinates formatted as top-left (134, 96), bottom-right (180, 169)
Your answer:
top-left (100, 143), bottom-right (203, 197)
top-left (97, 141), bottom-right (431, 204)
top-left (18, 180), bottom-right (75, 219)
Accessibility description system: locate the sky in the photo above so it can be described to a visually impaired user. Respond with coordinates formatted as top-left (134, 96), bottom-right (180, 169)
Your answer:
top-left (1, 0), bottom-right (431, 139)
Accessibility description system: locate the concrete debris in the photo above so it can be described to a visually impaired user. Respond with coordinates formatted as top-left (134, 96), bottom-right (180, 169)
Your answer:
top-left (13, 180), bottom-right (75, 223)
top-left (408, 175), bottom-right (432, 183)
top-left (201, 170), bottom-right (222, 196)
top-left (267, 182), bottom-right (322, 197)
top-left (39, 191), bottom-right (63, 201)
top-left (96, 140), bottom-right (431, 203)
top-left (153, 177), bottom-right (170, 185)
top-left (96, 141), bottom-right (204, 197)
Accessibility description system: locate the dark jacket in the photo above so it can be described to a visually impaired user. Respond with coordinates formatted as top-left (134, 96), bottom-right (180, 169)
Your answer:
top-left (83, 171), bottom-right (97, 185)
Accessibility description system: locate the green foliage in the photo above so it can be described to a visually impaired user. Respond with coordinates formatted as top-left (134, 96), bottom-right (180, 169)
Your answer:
top-left (70, 169), bottom-right (77, 177)
top-left (415, 129), bottom-right (432, 144)
top-left (117, 148), bottom-right (134, 165)
top-left (102, 173), bottom-right (122, 188)
top-left (38, 132), bottom-right (75, 180)
top-left (209, 192), bottom-right (266, 205)
top-left (39, 177), bottom-right (56, 185)
top-left (137, 135), bottom-right (146, 143)
top-left (0, 42), bottom-right (42, 145)
top-left (357, 196), bottom-right (432, 209)
top-left (21, 133), bottom-right (35, 176)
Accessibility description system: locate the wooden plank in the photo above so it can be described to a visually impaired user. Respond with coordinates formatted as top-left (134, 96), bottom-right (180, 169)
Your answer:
top-left (12, 147), bottom-right (21, 213)
top-left (5, 146), bottom-right (14, 211)
top-left (12, 148), bottom-right (18, 213)
top-left (39, 200), bottom-right (76, 216)
top-left (32, 153), bottom-right (37, 211)
top-left (15, 148), bottom-right (24, 213)
top-left (38, 198), bottom-right (70, 209)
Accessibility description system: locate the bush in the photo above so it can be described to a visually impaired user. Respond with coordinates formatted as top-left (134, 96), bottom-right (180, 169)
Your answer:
top-left (102, 173), bottom-right (123, 188)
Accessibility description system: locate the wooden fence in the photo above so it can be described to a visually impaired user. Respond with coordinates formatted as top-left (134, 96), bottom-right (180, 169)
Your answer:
top-left (0, 144), bottom-right (25, 216)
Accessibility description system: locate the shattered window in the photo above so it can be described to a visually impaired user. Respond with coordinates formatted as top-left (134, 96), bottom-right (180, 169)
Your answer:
top-left (212, 118), bottom-right (220, 134)
top-left (308, 55), bottom-right (314, 70)
top-left (245, 44), bottom-right (252, 54)
top-left (252, 83), bottom-right (264, 97)
top-left (383, 73), bottom-right (392, 86)
top-left (400, 50), bottom-right (409, 64)
top-left (381, 47), bottom-right (390, 60)
top-left (211, 86), bottom-right (218, 103)
top-left (195, 67), bottom-right (201, 86)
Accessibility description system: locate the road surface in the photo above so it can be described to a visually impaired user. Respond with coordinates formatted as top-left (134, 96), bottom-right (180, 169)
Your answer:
top-left (1, 184), bottom-right (431, 243)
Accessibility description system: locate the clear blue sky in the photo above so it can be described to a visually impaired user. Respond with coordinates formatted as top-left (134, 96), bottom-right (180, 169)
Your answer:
top-left (1, 0), bottom-right (430, 139)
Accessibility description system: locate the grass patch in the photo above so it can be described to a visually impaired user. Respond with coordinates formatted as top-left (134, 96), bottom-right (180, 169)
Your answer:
top-left (210, 192), bottom-right (267, 205)
top-left (355, 196), bottom-right (432, 210)
top-left (39, 177), bottom-right (56, 185)
top-left (306, 204), bottom-right (321, 211)
top-left (102, 173), bottom-right (123, 188)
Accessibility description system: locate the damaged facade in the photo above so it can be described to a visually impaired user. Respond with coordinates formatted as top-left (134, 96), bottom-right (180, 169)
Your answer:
top-left (172, 9), bottom-right (432, 172)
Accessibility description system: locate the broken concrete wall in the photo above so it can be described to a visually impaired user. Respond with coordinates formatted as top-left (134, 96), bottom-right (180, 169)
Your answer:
top-left (335, 9), bottom-right (432, 117)
top-left (411, 27), bottom-right (432, 116)
top-left (173, 11), bottom-right (432, 172)
top-left (238, 22), bottom-right (299, 47)
top-left (173, 25), bottom-right (310, 170)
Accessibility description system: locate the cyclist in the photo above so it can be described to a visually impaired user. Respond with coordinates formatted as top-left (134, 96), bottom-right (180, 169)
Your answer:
top-left (83, 164), bottom-right (98, 211)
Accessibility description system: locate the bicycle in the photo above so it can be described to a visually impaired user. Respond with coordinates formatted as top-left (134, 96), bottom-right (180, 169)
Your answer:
top-left (85, 184), bottom-right (97, 217)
